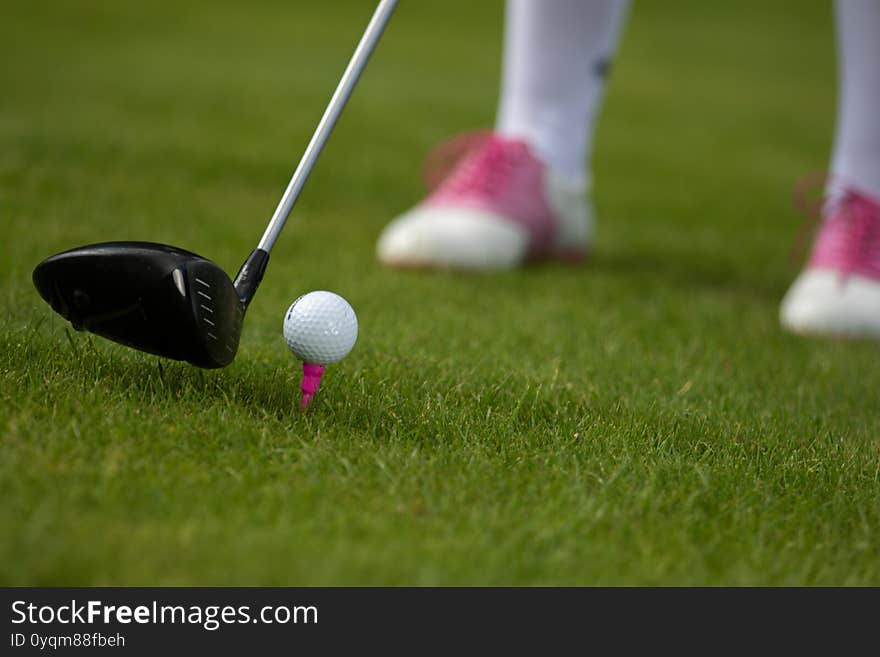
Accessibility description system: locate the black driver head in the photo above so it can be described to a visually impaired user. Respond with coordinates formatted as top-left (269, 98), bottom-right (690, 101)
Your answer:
top-left (33, 242), bottom-right (245, 368)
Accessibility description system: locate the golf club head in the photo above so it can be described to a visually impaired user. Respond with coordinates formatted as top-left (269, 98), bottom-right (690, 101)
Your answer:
top-left (33, 242), bottom-right (244, 368)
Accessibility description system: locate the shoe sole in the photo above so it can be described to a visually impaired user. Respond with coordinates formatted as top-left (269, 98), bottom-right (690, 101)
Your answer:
top-left (781, 321), bottom-right (880, 340)
top-left (382, 248), bottom-right (589, 271)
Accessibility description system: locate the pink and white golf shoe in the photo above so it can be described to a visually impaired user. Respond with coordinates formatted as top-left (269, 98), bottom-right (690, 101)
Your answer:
top-left (781, 188), bottom-right (880, 338)
top-left (376, 132), bottom-right (592, 269)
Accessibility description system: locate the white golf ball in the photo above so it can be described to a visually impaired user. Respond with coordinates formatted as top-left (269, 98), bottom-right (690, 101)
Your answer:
top-left (282, 291), bottom-right (358, 365)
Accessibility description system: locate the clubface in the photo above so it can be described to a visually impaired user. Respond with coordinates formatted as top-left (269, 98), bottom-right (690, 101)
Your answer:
top-left (33, 242), bottom-right (244, 368)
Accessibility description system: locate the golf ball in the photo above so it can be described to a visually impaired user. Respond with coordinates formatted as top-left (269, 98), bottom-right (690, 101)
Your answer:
top-left (283, 291), bottom-right (358, 365)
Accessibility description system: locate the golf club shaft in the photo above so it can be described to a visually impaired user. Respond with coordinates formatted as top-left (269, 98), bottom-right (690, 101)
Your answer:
top-left (257, 0), bottom-right (398, 253)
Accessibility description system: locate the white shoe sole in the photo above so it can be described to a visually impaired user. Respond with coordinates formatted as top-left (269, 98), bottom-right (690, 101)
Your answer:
top-left (780, 268), bottom-right (880, 338)
top-left (377, 206), bottom-right (529, 270)
top-left (376, 171), bottom-right (593, 270)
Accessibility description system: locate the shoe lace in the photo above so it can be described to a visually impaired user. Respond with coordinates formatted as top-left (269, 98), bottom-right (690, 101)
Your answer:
top-left (422, 130), bottom-right (528, 197)
top-left (833, 193), bottom-right (880, 278)
top-left (789, 171), bottom-right (830, 264)
top-left (791, 172), bottom-right (880, 276)
top-left (422, 130), bottom-right (492, 191)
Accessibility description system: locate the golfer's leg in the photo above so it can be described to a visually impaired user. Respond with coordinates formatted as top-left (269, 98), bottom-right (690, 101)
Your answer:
top-left (780, 0), bottom-right (880, 337)
top-left (497, 0), bottom-right (631, 186)
top-left (830, 0), bottom-right (880, 198)
top-left (377, 0), bottom-right (630, 270)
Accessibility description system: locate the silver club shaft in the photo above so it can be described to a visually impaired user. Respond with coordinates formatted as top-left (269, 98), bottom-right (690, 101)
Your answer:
top-left (257, 0), bottom-right (398, 253)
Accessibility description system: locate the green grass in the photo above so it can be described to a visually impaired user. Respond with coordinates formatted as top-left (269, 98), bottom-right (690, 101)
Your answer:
top-left (2, 0), bottom-right (878, 585)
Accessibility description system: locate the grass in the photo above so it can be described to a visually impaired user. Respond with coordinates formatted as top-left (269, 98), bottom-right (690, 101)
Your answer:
top-left (1, 0), bottom-right (878, 585)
